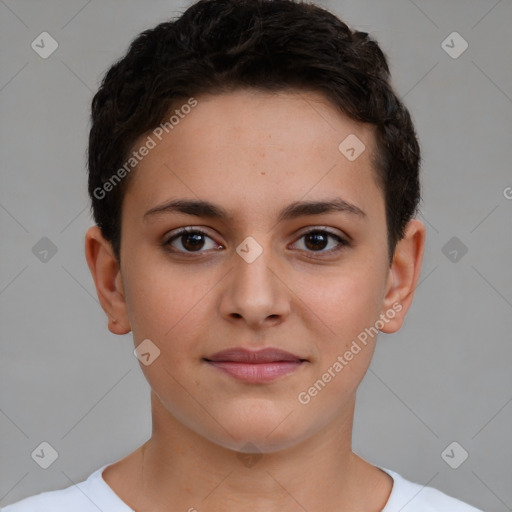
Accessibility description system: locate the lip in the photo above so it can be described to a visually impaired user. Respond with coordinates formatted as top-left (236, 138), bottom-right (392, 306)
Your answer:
top-left (204, 348), bottom-right (307, 383)
top-left (206, 348), bottom-right (305, 363)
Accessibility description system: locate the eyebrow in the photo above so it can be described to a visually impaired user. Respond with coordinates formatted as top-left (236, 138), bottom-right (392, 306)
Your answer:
top-left (143, 197), bottom-right (367, 223)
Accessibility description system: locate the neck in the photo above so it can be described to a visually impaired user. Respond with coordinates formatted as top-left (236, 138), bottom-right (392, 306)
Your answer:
top-left (104, 391), bottom-right (392, 512)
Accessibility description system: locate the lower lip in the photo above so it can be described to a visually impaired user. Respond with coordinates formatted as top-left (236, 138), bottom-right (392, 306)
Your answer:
top-left (206, 361), bottom-right (304, 383)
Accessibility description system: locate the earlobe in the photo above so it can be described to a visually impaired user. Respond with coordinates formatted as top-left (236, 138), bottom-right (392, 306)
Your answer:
top-left (84, 226), bottom-right (131, 335)
top-left (379, 219), bottom-right (426, 334)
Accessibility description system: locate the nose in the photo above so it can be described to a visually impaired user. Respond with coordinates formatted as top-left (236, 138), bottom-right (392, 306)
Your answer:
top-left (219, 242), bottom-right (291, 330)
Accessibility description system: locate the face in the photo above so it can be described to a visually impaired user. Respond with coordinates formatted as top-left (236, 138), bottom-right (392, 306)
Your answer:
top-left (88, 89), bottom-right (422, 453)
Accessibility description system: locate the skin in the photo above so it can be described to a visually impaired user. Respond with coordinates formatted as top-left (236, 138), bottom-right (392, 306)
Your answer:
top-left (85, 88), bottom-right (425, 512)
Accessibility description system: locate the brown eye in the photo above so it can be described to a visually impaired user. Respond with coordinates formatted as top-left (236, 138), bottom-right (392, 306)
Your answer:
top-left (304, 232), bottom-right (329, 251)
top-left (292, 229), bottom-right (349, 255)
top-left (164, 228), bottom-right (220, 253)
top-left (180, 232), bottom-right (206, 251)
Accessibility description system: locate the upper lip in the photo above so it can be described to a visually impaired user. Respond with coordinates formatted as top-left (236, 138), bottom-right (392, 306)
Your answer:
top-left (205, 348), bottom-right (306, 363)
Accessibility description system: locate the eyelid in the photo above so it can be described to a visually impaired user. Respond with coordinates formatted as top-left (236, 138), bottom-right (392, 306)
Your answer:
top-left (294, 225), bottom-right (348, 240)
top-left (164, 226), bottom-right (221, 246)
top-left (166, 226), bottom-right (214, 238)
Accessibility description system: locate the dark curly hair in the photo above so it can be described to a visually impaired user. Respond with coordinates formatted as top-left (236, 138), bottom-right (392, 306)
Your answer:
top-left (88, 0), bottom-right (421, 265)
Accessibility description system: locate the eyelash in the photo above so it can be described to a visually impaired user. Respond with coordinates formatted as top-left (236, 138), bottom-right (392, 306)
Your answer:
top-left (162, 227), bottom-right (350, 257)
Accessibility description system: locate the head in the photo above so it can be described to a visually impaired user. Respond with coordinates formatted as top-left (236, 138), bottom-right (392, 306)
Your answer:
top-left (88, 0), bottom-right (421, 266)
top-left (85, 0), bottom-right (425, 453)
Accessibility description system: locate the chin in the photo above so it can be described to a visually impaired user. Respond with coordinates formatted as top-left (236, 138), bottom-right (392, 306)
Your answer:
top-left (204, 409), bottom-right (310, 454)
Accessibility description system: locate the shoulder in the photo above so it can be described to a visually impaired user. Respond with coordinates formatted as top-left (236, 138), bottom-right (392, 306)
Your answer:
top-left (1, 464), bottom-right (131, 512)
top-left (1, 484), bottom-right (95, 512)
top-left (380, 467), bottom-right (483, 512)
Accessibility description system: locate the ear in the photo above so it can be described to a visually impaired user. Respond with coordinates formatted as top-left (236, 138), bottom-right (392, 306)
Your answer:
top-left (379, 219), bottom-right (426, 333)
top-left (84, 225), bottom-right (131, 335)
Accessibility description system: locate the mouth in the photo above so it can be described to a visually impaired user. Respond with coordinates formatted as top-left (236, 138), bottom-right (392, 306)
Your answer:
top-left (203, 348), bottom-right (308, 383)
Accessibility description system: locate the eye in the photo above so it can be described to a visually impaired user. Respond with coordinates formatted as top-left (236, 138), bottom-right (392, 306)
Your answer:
top-left (163, 227), bottom-right (350, 256)
top-left (163, 228), bottom-right (222, 254)
top-left (291, 228), bottom-right (349, 255)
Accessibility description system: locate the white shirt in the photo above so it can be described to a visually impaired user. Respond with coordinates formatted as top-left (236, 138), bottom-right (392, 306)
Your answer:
top-left (2, 463), bottom-right (483, 511)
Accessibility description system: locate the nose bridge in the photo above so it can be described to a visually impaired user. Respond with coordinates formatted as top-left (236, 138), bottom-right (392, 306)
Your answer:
top-left (220, 235), bottom-right (289, 326)
top-left (236, 242), bottom-right (275, 295)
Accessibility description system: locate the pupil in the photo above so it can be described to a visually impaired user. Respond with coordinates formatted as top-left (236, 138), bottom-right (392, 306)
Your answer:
top-left (183, 233), bottom-right (204, 251)
top-left (305, 232), bottom-right (327, 251)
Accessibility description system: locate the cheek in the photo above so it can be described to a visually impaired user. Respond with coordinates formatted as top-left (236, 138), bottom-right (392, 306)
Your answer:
top-left (294, 274), bottom-right (383, 417)
top-left (123, 257), bottom-right (213, 345)
top-left (301, 268), bottom-right (385, 342)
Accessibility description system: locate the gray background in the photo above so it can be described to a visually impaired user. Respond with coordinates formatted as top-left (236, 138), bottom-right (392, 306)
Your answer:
top-left (1, 0), bottom-right (511, 510)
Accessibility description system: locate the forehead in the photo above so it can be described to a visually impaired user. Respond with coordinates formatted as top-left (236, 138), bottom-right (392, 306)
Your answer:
top-left (157, 89), bottom-right (375, 157)
top-left (123, 88), bottom-right (383, 225)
